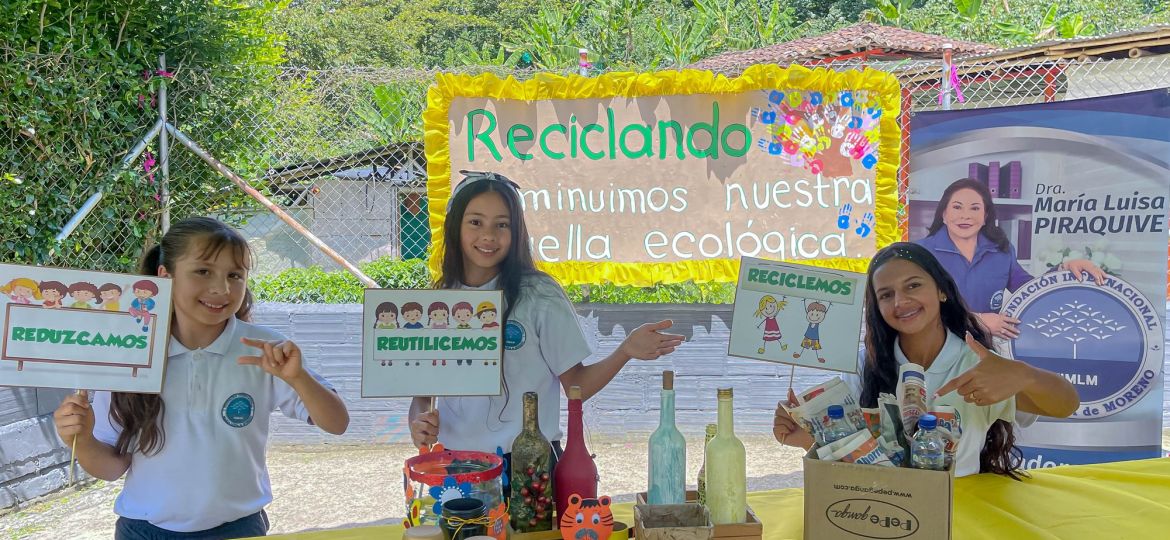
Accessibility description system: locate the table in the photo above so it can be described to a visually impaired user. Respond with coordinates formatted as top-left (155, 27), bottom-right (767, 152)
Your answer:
top-left (264, 458), bottom-right (1170, 539)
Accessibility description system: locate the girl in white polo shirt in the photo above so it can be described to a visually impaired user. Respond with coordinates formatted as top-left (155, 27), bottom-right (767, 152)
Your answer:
top-left (408, 171), bottom-right (684, 477)
top-left (771, 242), bottom-right (1078, 477)
top-left (53, 217), bottom-right (349, 539)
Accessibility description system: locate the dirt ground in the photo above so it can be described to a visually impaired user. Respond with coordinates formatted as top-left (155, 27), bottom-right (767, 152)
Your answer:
top-left (3, 431), bottom-right (1167, 539)
top-left (0, 433), bottom-right (806, 539)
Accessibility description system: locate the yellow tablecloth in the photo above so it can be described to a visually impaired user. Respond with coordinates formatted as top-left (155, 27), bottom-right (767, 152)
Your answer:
top-left (266, 458), bottom-right (1170, 540)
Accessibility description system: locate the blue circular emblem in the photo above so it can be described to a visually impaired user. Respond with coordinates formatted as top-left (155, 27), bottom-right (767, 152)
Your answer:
top-left (1003, 273), bottom-right (1162, 419)
top-left (990, 290), bottom-right (1005, 311)
top-left (504, 320), bottom-right (526, 350)
top-left (221, 393), bottom-right (255, 428)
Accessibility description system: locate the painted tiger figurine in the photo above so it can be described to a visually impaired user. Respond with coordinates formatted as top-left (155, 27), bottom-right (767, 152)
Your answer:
top-left (559, 494), bottom-right (614, 540)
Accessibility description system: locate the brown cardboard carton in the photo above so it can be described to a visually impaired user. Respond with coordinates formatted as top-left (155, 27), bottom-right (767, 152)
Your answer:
top-left (634, 491), bottom-right (762, 540)
top-left (802, 449), bottom-right (952, 540)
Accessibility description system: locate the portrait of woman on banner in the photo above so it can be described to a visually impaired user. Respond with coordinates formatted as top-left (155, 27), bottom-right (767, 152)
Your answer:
top-left (916, 178), bottom-right (1106, 340)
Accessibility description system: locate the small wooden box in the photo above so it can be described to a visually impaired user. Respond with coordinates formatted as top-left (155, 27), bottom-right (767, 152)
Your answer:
top-left (634, 491), bottom-right (762, 540)
top-left (634, 504), bottom-right (713, 540)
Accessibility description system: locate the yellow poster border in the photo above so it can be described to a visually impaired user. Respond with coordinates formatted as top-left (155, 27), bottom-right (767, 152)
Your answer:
top-left (423, 64), bottom-right (901, 286)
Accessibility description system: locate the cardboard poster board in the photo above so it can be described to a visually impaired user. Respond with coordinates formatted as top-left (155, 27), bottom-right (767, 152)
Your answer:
top-left (362, 289), bottom-right (504, 397)
top-left (0, 263), bottom-right (172, 393)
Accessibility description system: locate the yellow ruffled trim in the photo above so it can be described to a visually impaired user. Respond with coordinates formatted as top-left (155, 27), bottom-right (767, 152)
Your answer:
top-left (424, 64), bottom-right (901, 286)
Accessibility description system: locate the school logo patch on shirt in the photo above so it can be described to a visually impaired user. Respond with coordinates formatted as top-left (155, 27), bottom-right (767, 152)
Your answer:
top-left (504, 320), bottom-right (526, 350)
top-left (221, 393), bottom-right (255, 428)
top-left (1002, 272), bottom-right (1162, 419)
top-left (990, 290), bottom-right (1004, 311)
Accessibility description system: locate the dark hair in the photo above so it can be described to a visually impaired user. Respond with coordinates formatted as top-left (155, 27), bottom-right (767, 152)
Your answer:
top-left (68, 281), bottom-right (100, 297)
top-left (39, 281), bottom-right (67, 295)
top-left (110, 217), bottom-right (254, 457)
top-left (860, 242), bottom-right (1024, 479)
top-left (435, 173), bottom-right (544, 324)
top-left (436, 172), bottom-right (549, 421)
top-left (926, 178), bottom-right (1012, 252)
top-left (376, 302), bottom-right (398, 317)
top-left (131, 279), bottom-right (159, 295)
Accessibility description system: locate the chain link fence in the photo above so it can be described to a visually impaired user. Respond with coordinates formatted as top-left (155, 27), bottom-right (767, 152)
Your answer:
top-left (5, 50), bottom-right (1170, 296)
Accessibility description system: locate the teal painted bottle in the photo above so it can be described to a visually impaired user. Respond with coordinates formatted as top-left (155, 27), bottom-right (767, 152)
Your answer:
top-left (647, 370), bottom-right (686, 504)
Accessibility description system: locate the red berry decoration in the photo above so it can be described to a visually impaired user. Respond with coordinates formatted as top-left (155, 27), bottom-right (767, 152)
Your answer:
top-left (540, 472), bottom-right (550, 482)
top-left (520, 487), bottom-right (529, 496)
top-left (531, 481), bottom-right (542, 491)
top-left (526, 466), bottom-right (535, 476)
top-left (524, 496), bottom-right (533, 505)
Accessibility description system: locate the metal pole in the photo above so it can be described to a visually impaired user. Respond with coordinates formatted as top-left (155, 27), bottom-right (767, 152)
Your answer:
top-left (158, 53), bottom-right (171, 233)
top-left (165, 123), bottom-right (379, 288)
top-left (51, 118), bottom-right (164, 254)
top-left (941, 44), bottom-right (954, 110)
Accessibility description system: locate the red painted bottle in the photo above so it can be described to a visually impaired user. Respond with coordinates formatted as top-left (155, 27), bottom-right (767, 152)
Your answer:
top-left (553, 385), bottom-right (598, 523)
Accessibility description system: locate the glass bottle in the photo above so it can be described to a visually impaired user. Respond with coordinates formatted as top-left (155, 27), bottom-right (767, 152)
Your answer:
top-left (648, 371), bottom-right (686, 504)
top-left (696, 423), bottom-right (717, 507)
top-left (554, 386), bottom-right (598, 520)
top-left (509, 392), bottom-right (553, 532)
top-left (705, 387), bottom-right (746, 524)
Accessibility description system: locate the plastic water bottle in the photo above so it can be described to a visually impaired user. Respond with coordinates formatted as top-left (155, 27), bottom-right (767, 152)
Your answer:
top-left (910, 414), bottom-right (947, 470)
top-left (820, 405), bottom-right (854, 445)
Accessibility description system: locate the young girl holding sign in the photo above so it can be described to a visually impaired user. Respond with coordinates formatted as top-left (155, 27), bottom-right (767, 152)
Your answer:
top-left (408, 171), bottom-right (683, 468)
top-left (53, 217), bottom-right (349, 539)
top-left (772, 242), bottom-right (1077, 477)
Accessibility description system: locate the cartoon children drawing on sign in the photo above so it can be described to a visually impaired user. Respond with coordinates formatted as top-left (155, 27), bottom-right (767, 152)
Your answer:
top-left (98, 283), bottom-right (123, 311)
top-left (375, 302), bottom-right (399, 329)
top-left (39, 281), bottom-right (67, 309)
top-left (476, 301), bottom-right (499, 330)
top-left (793, 300), bottom-right (831, 362)
top-left (129, 279), bottom-right (159, 332)
top-left (429, 302), bottom-right (450, 329)
top-left (452, 301), bottom-right (474, 329)
top-left (755, 294), bottom-right (789, 354)
top-left (401, 302), bottom-right (425, 329)
top-left (69, 282), bottom-right (99, 309)
top-left (2, 278), bottom-right (40, 304)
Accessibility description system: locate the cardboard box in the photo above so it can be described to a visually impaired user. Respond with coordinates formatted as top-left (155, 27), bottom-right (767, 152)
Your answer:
top-left (634, 491), bottom-right (762, 540)
top-left (803, 450), bottom-right (953, 540)
top-left (634, 504), bottom-right (713, 540)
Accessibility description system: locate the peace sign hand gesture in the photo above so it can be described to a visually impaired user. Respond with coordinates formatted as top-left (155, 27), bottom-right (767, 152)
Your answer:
top-left (239, 337), bottom-right (306, 383)
top-left (934, 333), bottom-right (1032, 406)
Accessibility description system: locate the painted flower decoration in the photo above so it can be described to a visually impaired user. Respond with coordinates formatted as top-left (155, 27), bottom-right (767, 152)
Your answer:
top-left (402, 499), bottom-right (424, 528)
top-left (488, 503), bottom-right (509, 540)
top-left (429, 475), bottom-right (472, 515)
top-left (403, 466), bottom-right (416, 503)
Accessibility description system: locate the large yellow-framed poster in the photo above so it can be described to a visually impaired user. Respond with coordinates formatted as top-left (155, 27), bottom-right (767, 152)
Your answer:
top-left (424, 65), bottom-right (901, 286)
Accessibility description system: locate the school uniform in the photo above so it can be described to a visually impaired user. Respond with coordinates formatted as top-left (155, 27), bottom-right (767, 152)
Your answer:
top-left (847, 331), bottom-right (1037, 477)
top-left (438, 273), bottom-right (591, 455)
top-left (917, 232), bottom-right (1032, 313)
top-left (92, 316), bottom-right (334, 535)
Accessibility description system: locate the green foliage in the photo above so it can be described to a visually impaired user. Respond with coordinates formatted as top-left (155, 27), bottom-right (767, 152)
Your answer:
top-left (355, 82), bottom-right (427, 144)
top-left (250, 256), bottom-right (736, 304)
top-left (0, 0), bottom-right (286, 271)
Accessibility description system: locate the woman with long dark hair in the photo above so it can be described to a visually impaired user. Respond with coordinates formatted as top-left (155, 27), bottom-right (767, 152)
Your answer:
top-left (773, 243), bottom-right (1078, 477)
top-left (918, 178), bottom-right (1105, 340)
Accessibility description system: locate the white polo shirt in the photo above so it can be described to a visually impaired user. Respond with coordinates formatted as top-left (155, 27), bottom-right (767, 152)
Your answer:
top-left (92, 316), bottom-right (334, 532)
top-left (438, 274), bottom-right (591, 453)
top-left (846, 331), bottom-right (1036, 477)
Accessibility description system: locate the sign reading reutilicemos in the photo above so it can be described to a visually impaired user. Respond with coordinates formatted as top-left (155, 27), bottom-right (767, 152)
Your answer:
top-left (424, 65), bottom-right (902, 286)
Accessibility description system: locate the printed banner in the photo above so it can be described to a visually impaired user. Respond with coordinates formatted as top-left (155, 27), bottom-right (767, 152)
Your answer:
top-left (0, 263), bottom-right (172, 393)
top-left (361, 289), bottom-right (504, 397)
top-left (727, 257), bottom-right (866, 373)
top-left (909, 90), bottom-right (1170, 466)
top-left (423, 65), bottom-right (902, 286)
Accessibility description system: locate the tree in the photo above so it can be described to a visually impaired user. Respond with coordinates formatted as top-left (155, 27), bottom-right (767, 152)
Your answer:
top-left (0, 0), bottom-right (286, 270)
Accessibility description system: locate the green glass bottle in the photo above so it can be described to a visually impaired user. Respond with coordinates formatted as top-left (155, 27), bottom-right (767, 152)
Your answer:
top-left (704, 388), bottom-right (746, 524)
top-left (696, 422), bottom-right (717, 507)
top-left (509, 392), bottom-right (553, 532)
top-left (648, 371), bottom-right (686, 504)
